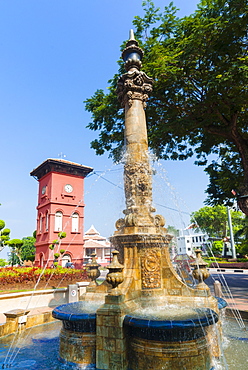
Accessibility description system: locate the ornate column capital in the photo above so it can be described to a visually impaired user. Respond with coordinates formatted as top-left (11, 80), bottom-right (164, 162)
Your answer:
top-left (117, 30), bottom-right (153, 108)
top-left (117, 70), bottom-right (153, 108)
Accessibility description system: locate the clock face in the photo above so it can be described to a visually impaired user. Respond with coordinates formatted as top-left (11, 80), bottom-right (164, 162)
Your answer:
top-left (41, 186), bottom-right (46, 195)
top-left (64, 184), bottom-right (73, 193)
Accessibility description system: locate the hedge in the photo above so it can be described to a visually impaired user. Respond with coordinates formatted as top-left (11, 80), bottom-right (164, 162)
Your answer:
top-left (210, 262), bottom-right (248, 269)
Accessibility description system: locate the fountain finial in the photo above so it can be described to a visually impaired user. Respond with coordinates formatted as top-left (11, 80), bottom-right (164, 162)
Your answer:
top-left (129, 29), bottom-right (135, 40)
top-left (122, 30), bottom-right (144, 71)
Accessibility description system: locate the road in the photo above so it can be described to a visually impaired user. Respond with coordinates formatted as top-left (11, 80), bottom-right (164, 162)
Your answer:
top-left (205, 270), bottom-right (248, 309)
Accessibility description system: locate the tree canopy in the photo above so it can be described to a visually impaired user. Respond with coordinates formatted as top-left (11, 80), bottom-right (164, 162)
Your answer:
top-left (190, 204), bottom-right (248, 255)
top-left (191, 205), bottom-right (244, 238)
top-left (7, 239), bottom-right (24, 265)
top-left (7, 236), bottom-right (36, 265)
top-left (85, 0), bottom-right (248, 208)
top-left (21, 236), bottom-right (36, 262)
top-left (0, 220), bottom-right (10, 251)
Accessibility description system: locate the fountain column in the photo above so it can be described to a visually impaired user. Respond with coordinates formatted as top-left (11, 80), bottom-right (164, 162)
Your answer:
top-left (111, 31), bottom-right (184, 300)
top-left (53, 30), bottom-right (222, 370)
top-left (115, 30), bottom-right (164, 235)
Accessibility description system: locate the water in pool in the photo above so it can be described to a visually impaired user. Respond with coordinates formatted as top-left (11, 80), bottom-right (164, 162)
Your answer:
top-left (0, 318), bottom-right (247, 369)
top-left (0, 322), bottom-right (63, 369)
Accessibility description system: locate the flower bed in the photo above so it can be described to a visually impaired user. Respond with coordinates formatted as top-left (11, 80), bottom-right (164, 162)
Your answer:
top-left (0, 267), bottom-right (88, 292)
top-left (210, 262), bottom-right (248, 269)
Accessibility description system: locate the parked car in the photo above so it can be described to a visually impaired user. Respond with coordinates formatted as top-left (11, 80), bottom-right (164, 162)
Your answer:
top-left (65, 262), bottom-right (75, 269)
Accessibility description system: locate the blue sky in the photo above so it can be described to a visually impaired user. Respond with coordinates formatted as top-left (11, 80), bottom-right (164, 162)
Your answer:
top-left (0, 0), bottom-right (208, 259)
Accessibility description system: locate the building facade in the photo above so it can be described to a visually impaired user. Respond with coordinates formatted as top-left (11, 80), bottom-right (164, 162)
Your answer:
top-left (177, 228), bottom-right (210, 256)
top-left (30, 158), bottom-right (93, 268)
top-left (83, 225), bottom-right (111, 266)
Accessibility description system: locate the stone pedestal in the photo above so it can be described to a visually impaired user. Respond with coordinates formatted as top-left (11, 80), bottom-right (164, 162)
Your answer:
top-left (59, 328), bottom-right (96, 368)
top-left (4, 309), bottom-right (30, 331)
top-left (96, 295), bottom-right (128, 370)
top-left (128, 336), bottom-right (211, 370)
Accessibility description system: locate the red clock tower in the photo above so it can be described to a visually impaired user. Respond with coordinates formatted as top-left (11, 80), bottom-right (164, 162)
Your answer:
top-left (30, 158), bottom-right (93, 268)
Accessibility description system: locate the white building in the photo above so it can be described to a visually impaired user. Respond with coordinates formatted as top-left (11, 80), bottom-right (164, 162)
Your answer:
top-left (83, 225), bottom-right (111, 266)
top-left (177, 225), bottom-right (210, 256)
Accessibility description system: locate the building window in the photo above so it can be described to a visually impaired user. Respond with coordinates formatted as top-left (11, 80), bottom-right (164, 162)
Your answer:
top-left (39, 214), bottom-right (42, 233)
top-left (86, 248), bottom-right (95, 257)
top-left (195, 237), bottom-right (198, 243)
top-left (199, 236), bottom-right (202, 242)
top-left (72, 212), bottom-right (79, 232)
top-left (55, 211), bottom-right (63, 231)
top-left (188, 248), bottom-right (191, 251)
top-left (45, 212), bottom-right (49, 232)
top-left (192, 237), bottom-right (195, 243)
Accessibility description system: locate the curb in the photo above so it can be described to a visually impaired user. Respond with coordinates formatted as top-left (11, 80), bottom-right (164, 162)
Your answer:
top-left (225, 308), bottom-right (248, 320)
top-left (209, 268), bottom-right (248, 274)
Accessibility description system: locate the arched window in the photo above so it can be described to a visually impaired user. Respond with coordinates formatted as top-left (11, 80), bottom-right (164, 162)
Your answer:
top-left (39, 214), bottom-right (43, 233)
top-left (45, 211), bottom-right (49, 232)
top-left (55, 211), bottom-right (63, 231)
top-left (71, 212), bottom-right (79, 232)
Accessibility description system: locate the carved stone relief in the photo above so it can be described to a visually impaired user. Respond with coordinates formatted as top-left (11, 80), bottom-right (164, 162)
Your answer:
top-left (141, 249), bottom-right (161, 289)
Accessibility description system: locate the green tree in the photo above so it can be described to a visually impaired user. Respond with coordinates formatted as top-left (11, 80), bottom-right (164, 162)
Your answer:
top-left (49, 232), bottom-right (67, 267)
top-left (21, 236), bottom-right (36, 262)
top-left (211, 240), bottom-right (224, 257)
top-left (0, 259), bottom-right (7, 267)
top-left (7, 235), bottom-right (36, 265)
top-left (233, 217), bottom-right (248, 255)
top-left (0, 220), bottom-right (10, 250)
top-left (167, 225), bottom-right (179, 237)
top-left (7, 239), bottom-right (24, 265)
top-left (85, 0), bottom-right (248, 210)
top-left (191, 205), bottom-right (244, 238)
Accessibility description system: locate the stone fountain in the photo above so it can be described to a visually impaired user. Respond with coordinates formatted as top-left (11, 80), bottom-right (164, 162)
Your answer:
top-left (53, 31), bottom-right (224, 370)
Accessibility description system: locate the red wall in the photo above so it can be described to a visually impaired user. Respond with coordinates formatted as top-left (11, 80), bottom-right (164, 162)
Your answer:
top-left (35, 171), bottom-right (86, 268)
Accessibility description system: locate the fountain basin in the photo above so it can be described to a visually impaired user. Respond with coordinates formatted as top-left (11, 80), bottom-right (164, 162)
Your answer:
top-left (52, 301), bottom-right (103, 369)
top-left (124, 307), bottom-right (218, 341)
top-left (216, 297), bottom-right (227, 310)
top-left (52, 301), bottom-right (102, 332)
top-left (124, 306), bottom-right (218, 370)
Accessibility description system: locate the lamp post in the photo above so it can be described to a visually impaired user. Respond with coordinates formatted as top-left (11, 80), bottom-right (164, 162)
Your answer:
top-left (226, 206), bottom-right (236, 259)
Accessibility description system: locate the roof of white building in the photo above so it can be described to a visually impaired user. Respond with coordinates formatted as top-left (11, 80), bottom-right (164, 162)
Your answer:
top-left (84, 225), bottom-right (110, 248)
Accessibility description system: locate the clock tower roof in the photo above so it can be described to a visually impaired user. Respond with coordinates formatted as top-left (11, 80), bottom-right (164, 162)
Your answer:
top-left (30, 158), bottom-right (93, 180)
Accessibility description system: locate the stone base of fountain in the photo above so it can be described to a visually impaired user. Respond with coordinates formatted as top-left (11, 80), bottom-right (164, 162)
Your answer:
top-left (52, 232), bottom-right (223, 370)
top-left (52, 296), bottom-right (223, 370)
top-left (52, 301), bottom-right (103, 368)
top-left (124, 307), bottom-right (218, 370)
top-left (127, 336), bottom-right (212, 370)
top-left (59, 329), bottom-right (96, 369)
